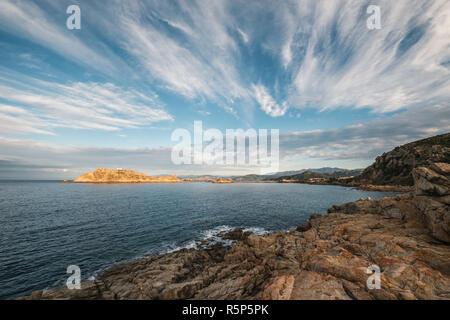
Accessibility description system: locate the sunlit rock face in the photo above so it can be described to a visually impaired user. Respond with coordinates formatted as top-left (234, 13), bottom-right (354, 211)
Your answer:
top-left (73, 168), bottom-right (180, 183)
top-left (413, 163), bottom-right (450, 243)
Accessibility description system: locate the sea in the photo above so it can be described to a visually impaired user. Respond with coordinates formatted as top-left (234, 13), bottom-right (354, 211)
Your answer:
top-left (0, 181), bottom-right (395, 299)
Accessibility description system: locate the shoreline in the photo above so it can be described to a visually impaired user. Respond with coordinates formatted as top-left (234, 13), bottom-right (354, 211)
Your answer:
top-left (353, 184), bottom-right (413, 192)
top-left (277, 180), bottom-right (412, 192)
top-left (19, 163), bottom-right (450, 300)
top-left (19, 199), bottom-right (450, 300)
top-left (62, 179), bottom-right (410, 192)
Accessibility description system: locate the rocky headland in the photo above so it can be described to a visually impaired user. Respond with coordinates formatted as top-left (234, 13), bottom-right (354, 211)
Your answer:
top-left (70, 168), bottom-right (182, 183)
top-left (353, 133), bottom-right (450, 187)
top-left (21, 162), bottom-right (450, 300)
top-left (275, 133), bottom-right (449, 192)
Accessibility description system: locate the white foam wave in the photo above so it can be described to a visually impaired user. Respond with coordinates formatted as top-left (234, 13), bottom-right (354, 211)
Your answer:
top-left (161, 225), bottom-right (272, 254)
top-left (242, 226), bottom-right (270, 235)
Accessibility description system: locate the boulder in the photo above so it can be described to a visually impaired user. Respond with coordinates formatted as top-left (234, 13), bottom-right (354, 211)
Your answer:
top-left (413, 163), bottom-right (450, 243)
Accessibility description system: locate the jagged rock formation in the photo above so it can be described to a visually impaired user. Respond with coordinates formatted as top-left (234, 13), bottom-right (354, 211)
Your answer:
top-left (413, 163), bottom-right (449, 243)
top-left (353, 133), bottom-right (450, 186)
top-left (21, 163), bottom-right (450, 300)
top-left (19, 211), bottom-right (450, 300)
top-left (329, 162), bottom-right (449, 243)
top-left (72, 168), bottom-right (181, 183)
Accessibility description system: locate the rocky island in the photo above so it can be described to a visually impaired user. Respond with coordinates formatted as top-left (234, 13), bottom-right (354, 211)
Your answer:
top-left (21, 159), bottom-right (450, 300)
top-left (70, 168), bottom-right (182, 184)
top-left (208, 178), bottom-right (234, 184)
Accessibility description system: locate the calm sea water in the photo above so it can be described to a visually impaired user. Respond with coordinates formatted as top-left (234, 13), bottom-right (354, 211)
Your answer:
top-left (0, 181), bottom-right (394, 299)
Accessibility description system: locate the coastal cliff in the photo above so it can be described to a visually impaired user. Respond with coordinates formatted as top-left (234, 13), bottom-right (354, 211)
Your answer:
top-left (21, 162), bottom-right (450, 300)
top-left (353, 133), bottom-right (450, 186)
top-left (72, 168), bottom-right (181, 183)
top-left (274, 133), bottom-right (449, 192)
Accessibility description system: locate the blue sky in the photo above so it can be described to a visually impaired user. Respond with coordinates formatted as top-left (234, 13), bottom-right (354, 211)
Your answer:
top-left (0, 0), bottom-right (449, 179)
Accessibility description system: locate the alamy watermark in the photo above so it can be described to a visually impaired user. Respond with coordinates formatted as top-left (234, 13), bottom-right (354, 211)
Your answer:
top-left (66, 265), bottom-right (81, 289)
top-left (367, 5), bottom-right (381, 30)
top-left (66, 5), bottom-right (81, 30)
top-left (171, 121), bottom-right (279, 174)
top-left (64, 4), bottom-right (379, 31)
top-left (366, 264), bottom-right (381, 290)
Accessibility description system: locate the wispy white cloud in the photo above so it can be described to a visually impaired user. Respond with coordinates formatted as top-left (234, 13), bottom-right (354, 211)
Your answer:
top-left (0, 136), bottom-right (263, 178)
top-left (282, 0), bottom-right (450, 112)
top-left (114, 0), bottom-right (252, 115)
top-left (0, 0), bottom-right (448, 177)
top-left (3, 0), bottom-right (447, 118)
top-left (0, 104), bottom-right (448, 178)
top-left (0, 104), bottom-right (54, 135)
top-left (280, 104), bottom-right (450, 161)
top-left (252, 84), bottom-right (288, 117)
top-left (0, 1), bottom-right (123, 75)
top-left (237, 28), bottom-right (249, 43)
top-left (0, 77), bottom-right (173, 134)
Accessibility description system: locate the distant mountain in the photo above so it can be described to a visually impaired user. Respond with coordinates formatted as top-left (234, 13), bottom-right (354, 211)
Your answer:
top-left (307, 167), bottom-right (350, 174)
top-left (231, 168), bottom-right (361, 182)
top-left (231, 174), bottom-right (272, 182)
top-left (263, 167), bottom-right (346, 177)
top-left (180, 167), bottom-right (351, 182)
top-left (353, 132), bottom-right (450, 186)
top-left (273, 169), bottom-right (363, 182)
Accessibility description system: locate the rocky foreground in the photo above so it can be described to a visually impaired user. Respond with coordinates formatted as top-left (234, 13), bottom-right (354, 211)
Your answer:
top-left (22, 163), bottom-right (449, 300)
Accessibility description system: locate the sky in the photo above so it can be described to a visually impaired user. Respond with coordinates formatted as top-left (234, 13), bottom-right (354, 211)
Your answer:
top-left (0, 0), bottom-right (449, 179)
